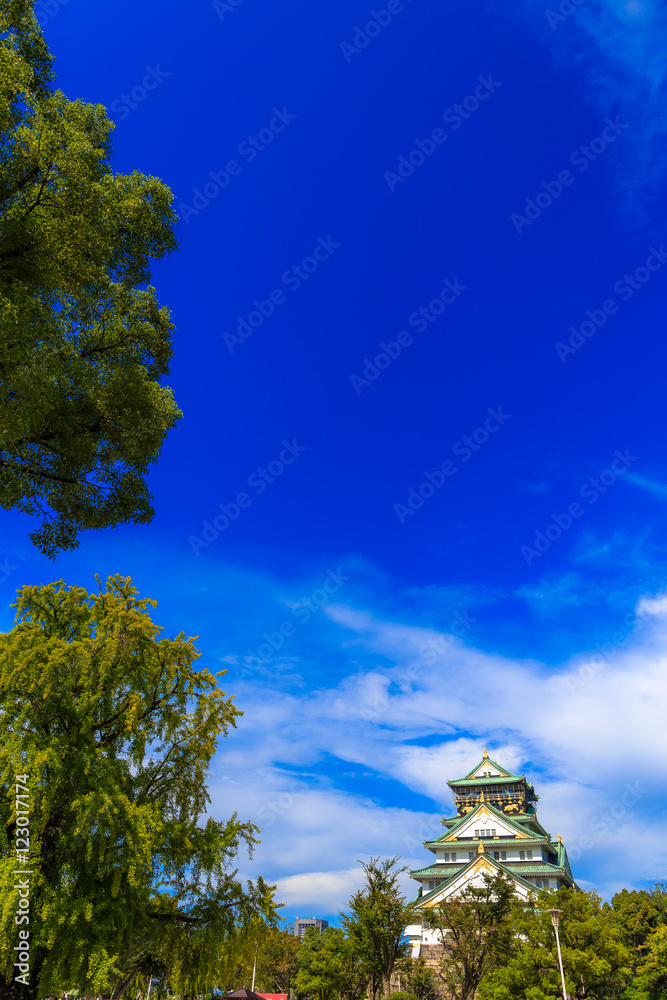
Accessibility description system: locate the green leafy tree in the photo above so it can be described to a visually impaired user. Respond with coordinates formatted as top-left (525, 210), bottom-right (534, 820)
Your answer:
top-left (623, 924), bottom-right (667, 1000)
top-left (397, 955), bottom-right (438, 1000)
top-left (0, 0), bottom-right (181, 557)
top-left (613, 889), bottom-right (664, 964)
top-left (337, 937), bottom-right (368, 1000)
top-left (294, 927), bottom-right (351, 1000)
top-left (427, 871), bottom-right (516, 1000)
top-left (342, 857), bottom-right (414, 1000)
top-left (0, 576), bottom-right (276, 1000)
top-left (479, 887), bottom-right (632, 1000)
top-left (233, 926), bottom-right (301, 995)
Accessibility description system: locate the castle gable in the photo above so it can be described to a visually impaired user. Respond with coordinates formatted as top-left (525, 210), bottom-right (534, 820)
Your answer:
top-left (438, 801), bottom-right (533, 842)
top-left (467, 759), bottom-right (509, 779)
top-left (419, 854), bottom-right (534, 906)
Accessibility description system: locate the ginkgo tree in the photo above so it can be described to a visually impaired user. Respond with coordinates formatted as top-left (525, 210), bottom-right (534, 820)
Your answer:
top-left (0, 0), bottom-right (181, 557)
top-left (0, 575), bottom-right (277, 1000)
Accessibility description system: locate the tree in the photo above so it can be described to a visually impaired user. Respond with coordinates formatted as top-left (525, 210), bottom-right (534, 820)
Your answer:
top-left (623, 924), bottom-right (667, 1000)
top-left (337, 936), bottom-right (368, 1000)
top-left (294, 927), bottom-right (350, 1000)
top-left (0, 576), bottom-right (277, 1000)
top-left (342, 857), bottom-right (415, 1000)
top-left (479, 887), bottom-right (632, 1000)
top-left (613, 889), bottom-right (664, 964)
top-left (397, 955), bottom-right (438, 1000)
top-left (0, 1), bottom-right (181, 557)
top-left (427, 871), bottom-right (516, 1000)
top-left (232, 926), bottom-right (301, 996)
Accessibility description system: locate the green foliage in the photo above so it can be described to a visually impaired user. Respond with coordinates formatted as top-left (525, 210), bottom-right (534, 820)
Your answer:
top-left (428, 872), bottom-right (517, 1000)
top-left (294, 926), bottom-right (365, 1000)
top-left (233, 926), bottom-right (301, 995)
top-left (622, 924), bottom-right (667, 1000)
top-left (0, 576), bottom-right (277, 999)
top-left (342, 857), bottom-right (415, 1000)
top-left (613, 889), bottom-right (664, 962)
top-left (478, 887), bottom-right (632, 1000)
top-left (0, 0), bottom-right (181, 556)
top-left (397, 955), bottom-right (438, 1000)
top-left (387, 992), bottom-right (419, 1000)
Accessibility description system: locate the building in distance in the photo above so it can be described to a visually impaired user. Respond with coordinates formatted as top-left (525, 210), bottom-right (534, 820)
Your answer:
top-left (294, 916), bottom-right (329, 938)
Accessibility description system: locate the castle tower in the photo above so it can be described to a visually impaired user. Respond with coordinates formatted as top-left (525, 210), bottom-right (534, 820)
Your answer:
top-left (405, 748), bottom-right (578, 957)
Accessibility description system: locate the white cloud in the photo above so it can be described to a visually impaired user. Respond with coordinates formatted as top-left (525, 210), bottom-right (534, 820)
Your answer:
top-left (637, 592), bottom-right (667, 615)
top-left (275, 868), bottom-right (362, 911)
top-left (207, 590), bottom-right (667, 912)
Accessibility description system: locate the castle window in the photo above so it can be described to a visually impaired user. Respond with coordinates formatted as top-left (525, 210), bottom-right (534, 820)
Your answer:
top-left (468, 851), bottom-right (475, 859)
top-left (526, 850), bottom-right (533, 859)
top-left (520, 850), bottom-right (525, 860)
top-left (429, 880), bottom-right (435, 889)
top-left (444, 852), bottom-right (457, 862)
top-left (493, 851), bottom-right (507, 861)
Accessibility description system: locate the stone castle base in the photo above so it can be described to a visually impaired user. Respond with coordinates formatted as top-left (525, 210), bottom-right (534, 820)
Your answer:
top-left (389, 944), bottom-right (449, 997)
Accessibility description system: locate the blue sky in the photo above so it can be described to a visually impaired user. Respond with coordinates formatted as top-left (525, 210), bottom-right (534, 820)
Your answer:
top-left (6, 0), bottom-right (667, 923)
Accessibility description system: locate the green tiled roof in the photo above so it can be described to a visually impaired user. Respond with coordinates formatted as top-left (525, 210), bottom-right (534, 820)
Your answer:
top-left (411, 854), bottom-right (562, 878)
top-left (449, 774), bottom-right (525, 787)
top-left (411, 864), bottom-right (465, 877)
top-left (424, 800), bottom-right (542, 846)
top-left (506, 863), bottom-right (566, 875)
top-left (414, 855), bottom-right (542, 905)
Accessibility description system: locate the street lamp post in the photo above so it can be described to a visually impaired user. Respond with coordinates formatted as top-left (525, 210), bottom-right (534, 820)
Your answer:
top-left (547, 908), bottom-right (568, 1000)
top-left (251, 941), bottom-right (259, 993)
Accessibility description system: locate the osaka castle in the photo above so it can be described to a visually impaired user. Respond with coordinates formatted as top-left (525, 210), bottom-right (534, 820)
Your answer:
top-left (406, 748), bottom-right (578, 956)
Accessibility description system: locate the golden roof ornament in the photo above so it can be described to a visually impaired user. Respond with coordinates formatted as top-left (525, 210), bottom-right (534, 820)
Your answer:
top-left (483, 746), bottom-right (489, 758)
top-left (477, 839), bottom-right (485, 854)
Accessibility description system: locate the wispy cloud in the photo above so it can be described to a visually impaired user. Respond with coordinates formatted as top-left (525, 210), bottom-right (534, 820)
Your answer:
top-left (523, 0), bottom-right (667, 223)
top-left (515, 571), bottom-right (605, 612)
top-left (626, 473), bottom-right (667, 501)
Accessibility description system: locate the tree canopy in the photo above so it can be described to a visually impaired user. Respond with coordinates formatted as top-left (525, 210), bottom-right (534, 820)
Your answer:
top-left (0, 0), bottom-right (181, 557)
top-left (295, 926), bottom-right (363, 1000)
top-left (0, 576), bottom-right (276, 1000)
top-left (227, 925), bottom-right (302, 997)
top-left (342, 857), bottom-right (415, 1000)
top-left (478, 886), bottom-right (632, 1000)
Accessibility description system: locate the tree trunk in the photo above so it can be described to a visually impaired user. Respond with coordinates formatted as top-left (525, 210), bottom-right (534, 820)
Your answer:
top-left (113, 969), bottom-right (140, 1000)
